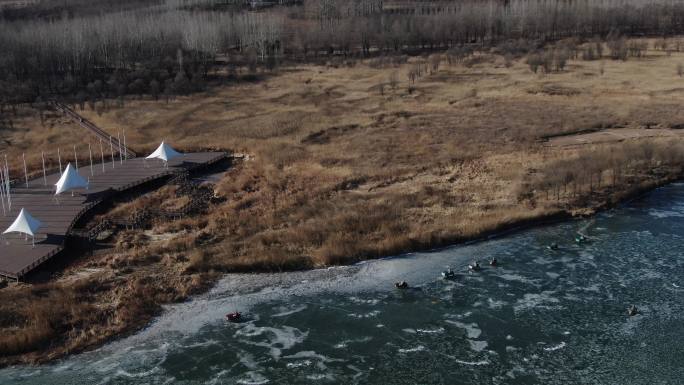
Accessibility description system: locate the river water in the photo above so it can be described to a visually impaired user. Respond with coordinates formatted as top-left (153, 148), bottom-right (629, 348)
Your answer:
top-left (3, 184), bottom-right (684, 384)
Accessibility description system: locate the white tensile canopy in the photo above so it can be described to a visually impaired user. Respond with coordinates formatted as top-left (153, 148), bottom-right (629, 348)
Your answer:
top-left (55, 163), bottom-right (88, 195)
top-left (3, 208), bottom-right (42, 246)
top-left (146, 141), bottom-right (182, 163)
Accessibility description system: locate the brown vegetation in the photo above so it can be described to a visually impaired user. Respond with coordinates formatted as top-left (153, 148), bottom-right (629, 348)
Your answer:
top-left (3, 38), bottom-right (684, 364)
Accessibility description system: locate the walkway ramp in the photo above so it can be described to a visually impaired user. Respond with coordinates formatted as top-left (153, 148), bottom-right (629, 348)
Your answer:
top-left (0, 152), bottom-right (226, 280)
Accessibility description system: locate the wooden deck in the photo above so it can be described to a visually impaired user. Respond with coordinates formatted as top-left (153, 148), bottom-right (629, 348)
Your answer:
top-left (0, 152), bottom-right (227, 280)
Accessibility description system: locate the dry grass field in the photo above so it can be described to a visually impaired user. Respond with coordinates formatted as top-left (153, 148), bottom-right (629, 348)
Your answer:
top-left (73, 41), bottom-right (684, 268)
top-left (3, 38), bottom-right (684, 364)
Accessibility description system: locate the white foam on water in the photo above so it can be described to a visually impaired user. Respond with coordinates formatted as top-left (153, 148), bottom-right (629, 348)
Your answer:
top-left (17, 370), bottom-right (42, 378)
top-left (648, 209), bottom-right (684, 219)
top-left (513, 291), bottom-right (561, 312)
top-left (285, 350), bottom-right (343, 373)
top-left (306, 373), bottom-right (335, 381)
top-left (284, 350), bottom-right (343, 363)
top-left (640, 269), bottom-right (664, 280)
top-left (445, 320), bottom-right (482, 339)
top-left (83, 340), bottom-right (172, 381)
top-left (581, 284), bottom-right (601, 293)
top-left (236, 371), bottom-right (269, 385)
top-left (416, 327), bottom-right (445, 334)
top-left (444, 311), bottom-right (474, 320)
top-left (286, 360), bottom-right (312, 369)
top-left (235, 324), bottom-right (308, 360)
top-left (487, 298), bottom-right (507, 309)
top-left (238, 351), bottom-right (260, 371)
top-left (51, 363), bottom-right (74, 373)
top-left (543, 342), bottom-right (566, 351)
top-left (545, 272), bottom-right (560, 279)
top-left (398, 346), bottom-right (426, 353)
top-left (333, 336), bottom-right (372, 349)
top-left (453, 359), bottom-right (490, 366)
top-left (272, 305), bottom-right (308, 318)
top-left (533, 256), bottom-right (553, 265)
top-left (347, 310), bottom-right (381, 319)
top-left (114, 366), bottom-right (162, 379)
top-left (466, 276), bottom-right (485, 282)
top-left (563, 293), bottom-right (583, 302)
top-left (204, 370), bottom-right (229, 385)
top-left (498, 272), bottom-right (539, 285)
top-left (468, 340), bottom-right (488, 352)
top-left (347, 365), bottom-right (364, 378)
top-left (181, 338), bottom-right (221, 349)
top-left (348, 296), bottom-right (381, 305)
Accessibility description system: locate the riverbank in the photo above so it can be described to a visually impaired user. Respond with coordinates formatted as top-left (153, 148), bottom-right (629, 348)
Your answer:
top-left (3, 181), bottom-right (684, 384)
top-left (0, 158), bottom-right (681, 367)
top-left (4, 40), bottom-right (684, 365)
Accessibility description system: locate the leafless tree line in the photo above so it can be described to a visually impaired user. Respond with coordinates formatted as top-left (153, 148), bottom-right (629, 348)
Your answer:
top-left (524, 140), bottom-right (684, 204)
top-left (1, 0), bottom-right (684, 107)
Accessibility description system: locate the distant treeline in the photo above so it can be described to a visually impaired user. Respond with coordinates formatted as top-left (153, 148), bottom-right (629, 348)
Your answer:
top-left (0, 0), bottom-right (164, 20)
top-left (1, 0), bottom-right (684, 107)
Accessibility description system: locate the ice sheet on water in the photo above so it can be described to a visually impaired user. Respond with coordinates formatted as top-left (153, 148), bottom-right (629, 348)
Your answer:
top-left (236, 371), bottom-right (269, 385)
top-left (444, 320), bottom-right (482, 339)
top-left (235, 324), bottom-right (309, 360)
top-left (398, 345), bottom-right (426, 353)
top-left (453, 359), bottom-right (490, 366)
top-left (513, 291), bottom-right (561, 312)
top-left (648, 209), bottom-right (684, 219)
top-left (271, 305), bottom-right (307, 318)
top-left (468, 340), bottom-right (489, 352)
top-left (487, 298), bottom-right (507, 309)
top-left (542, 342), bottom-right (566, 351)
top-left (333, 336), bottom-right (372, 349)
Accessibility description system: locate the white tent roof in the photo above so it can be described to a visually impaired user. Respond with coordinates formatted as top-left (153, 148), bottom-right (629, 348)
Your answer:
top-left (3, 208), bottom-right (42, 237)
top-left (55, 163), bottom-right (88, 195)
top-left (146, 141), bottom-right (182, 162)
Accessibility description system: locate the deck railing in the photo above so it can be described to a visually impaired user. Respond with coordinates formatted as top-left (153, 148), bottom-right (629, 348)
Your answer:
top-left (5, 152), bottom-right (228, 280)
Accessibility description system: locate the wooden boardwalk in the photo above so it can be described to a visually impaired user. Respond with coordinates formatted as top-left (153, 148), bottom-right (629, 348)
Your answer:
top-left (0, 152), bottom-right (226, 280)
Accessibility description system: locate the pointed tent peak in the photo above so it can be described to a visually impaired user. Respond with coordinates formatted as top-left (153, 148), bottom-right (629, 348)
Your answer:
top-left (3, 208), bottom-right (42, 237)
top-left (146, 141), bottom-right (182, 162)
top-left (55, 162), bottom-right (88, 195)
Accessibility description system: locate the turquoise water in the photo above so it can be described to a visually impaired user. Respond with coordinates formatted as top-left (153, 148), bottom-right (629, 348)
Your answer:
top-left (3, 184), bottom-right (684, 384)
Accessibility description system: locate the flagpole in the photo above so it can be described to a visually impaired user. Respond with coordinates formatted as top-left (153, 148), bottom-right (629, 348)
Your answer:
top-left (89, 143), bottom-right (94, 176)
top-left (0, 163), bottom-right (6, 216)
top-left (4, 155), bottom-right (11, 211)
top-left (117, 131), bottom-right (123, 164)
top-left (123, 129), bottom-right (127, 161)
top-left (41, 151), bottom-right (47, 186)
top-left (99, 138), bottom-right (105, 173)
top-left (22, 153), bottom-right (28, 188)
top-left (110, 136), bottom-right (115, 169)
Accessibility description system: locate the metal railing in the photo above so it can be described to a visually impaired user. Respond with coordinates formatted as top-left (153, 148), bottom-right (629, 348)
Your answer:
top-left (51, 101), bottom-right (137, 158)
top-left (8, 152), bottom-right (230, 279)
